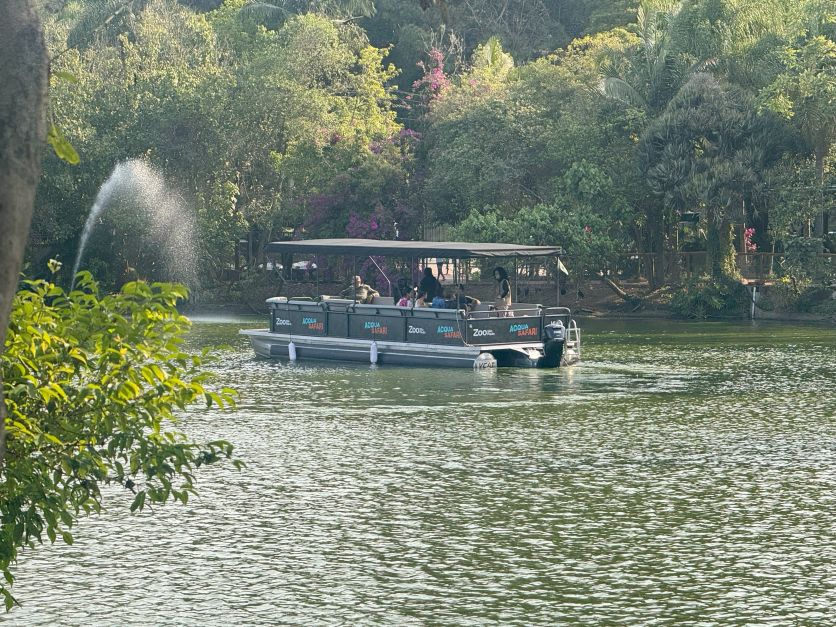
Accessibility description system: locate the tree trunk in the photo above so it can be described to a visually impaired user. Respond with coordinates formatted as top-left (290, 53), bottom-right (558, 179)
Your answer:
top-left (649, 204), bottom-right (666, 289)
top-left (706, 216), bottom-right (737, 280)
top-left (0, 0), bottom-right (49, 467)
top-left (815, 149), bottom-right (826, 237)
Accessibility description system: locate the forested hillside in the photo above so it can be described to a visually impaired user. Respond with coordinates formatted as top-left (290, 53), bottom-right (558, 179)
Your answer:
top-left (34, 0), bottom-right (836, 302)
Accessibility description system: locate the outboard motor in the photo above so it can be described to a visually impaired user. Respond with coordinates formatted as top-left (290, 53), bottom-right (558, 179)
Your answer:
top-left (537, 320), bottom-right (565, 368)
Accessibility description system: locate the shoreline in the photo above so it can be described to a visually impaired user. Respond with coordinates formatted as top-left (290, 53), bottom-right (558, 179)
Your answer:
top-left (187, 278), bottom-right (836, 325)
top-left (181, 302), bottom-right (835, 325)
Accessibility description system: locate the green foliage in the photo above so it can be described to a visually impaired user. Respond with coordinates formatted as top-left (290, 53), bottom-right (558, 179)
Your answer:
top-left (781, 235), bottom-right (834, 284)
top-left (46, 124), bottom-right (80, 165)
top-left (39, 1), bottom-right (407, 285)
top-left (763, 276), bottom-right (835, 313)
top-left (30, 0), bottom-right (836, 303)
top-left (423, 32), bottom-right (638, 228)
top-left (639, 73), bottom-right (779, 278)
top-left (455, 201), bottom-right (619, 273)
top-left (811, 296), bottom-right (836, 317)
top-left (1, 269), bottom-right (238, 608)
top-left (764, 233), bottom-right (835, 310)
top-left (763, 155), bottom-right (831, 238)
top-left (761, 34), bottom-right (836, 172)
top-left (669, 276), bottom-right (749, 318)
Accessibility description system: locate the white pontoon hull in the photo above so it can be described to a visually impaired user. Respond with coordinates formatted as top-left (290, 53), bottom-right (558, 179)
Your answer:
top-left (241, 328), bottom-right (579, 368)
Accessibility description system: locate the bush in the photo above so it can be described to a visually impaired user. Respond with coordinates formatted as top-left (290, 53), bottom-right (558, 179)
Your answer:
top-left (669, 277), bottom-right (749, 319)
top-left (796, 286), bottom-right (834, 312)
top-left (781, 236), bottom-right (832, 285)
top-left (761, 279), bottom-right (835, 313)
top-left (812, 298), bottom-right (836, 316)
top-left (1, 268), bottom-right (238, 608)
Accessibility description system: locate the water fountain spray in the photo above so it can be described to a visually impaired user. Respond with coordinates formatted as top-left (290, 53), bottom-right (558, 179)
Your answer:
top-left (71, 159), bottom-right (198, 289)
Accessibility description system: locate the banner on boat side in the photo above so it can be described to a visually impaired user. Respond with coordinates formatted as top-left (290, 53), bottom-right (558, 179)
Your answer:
top-left (272, 309), bottom-right (327, 336)
top-left (405, 318), bottom-right (465, 345)
top-left (349, 313), bottom-right (406, 342)
top-left (467, 317), bottom-right (542, 344)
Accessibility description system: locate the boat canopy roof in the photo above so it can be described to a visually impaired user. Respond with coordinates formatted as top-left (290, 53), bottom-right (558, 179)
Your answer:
top-left (264, 238), bottom-right (564, 259)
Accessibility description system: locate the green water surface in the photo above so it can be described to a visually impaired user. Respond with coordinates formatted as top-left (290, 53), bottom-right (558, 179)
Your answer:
top-left (6, 318), bottom-right (836, 625)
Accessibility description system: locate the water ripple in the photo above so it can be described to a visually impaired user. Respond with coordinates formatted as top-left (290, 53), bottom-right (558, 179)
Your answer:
top-left (6, 319), bottom-right (836, 625)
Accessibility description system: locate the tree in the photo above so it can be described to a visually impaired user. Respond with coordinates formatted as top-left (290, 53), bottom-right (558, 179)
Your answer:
top-left (236, 0), bottom-right (377, 27)
top-left (39, 2), bottom-right (407, 281)
top-left (1, 2), bottom-right (239, 608)
top-left (600, 0), bottom-right (692, 287)
top-left (422, 32), bottom-right (636, 251)
top-left (600, 1), bottom-right (689, 114)
top-left (455, 200), bottom-right (619, 277)
top-left (639, 73), bottom-right (776, 279)
top-left (764, 155), bottom-right (833, 240)
top-left (762, 34), bottom-right (836, 234)
top-left (0, 272), bottom-right (237, 608)
top-left (0, 0), bottom-right (49, 469)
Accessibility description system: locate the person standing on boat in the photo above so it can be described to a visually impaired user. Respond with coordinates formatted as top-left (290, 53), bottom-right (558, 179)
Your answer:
top-left (493, 266), bottom-right (512, 317)
top-left (418, 267), bottom-right (441, 301)
top-left (341, 275), bottom-right (379, 304)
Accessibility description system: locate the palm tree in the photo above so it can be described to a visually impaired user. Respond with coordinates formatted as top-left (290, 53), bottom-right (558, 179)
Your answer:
top-left (600, 1), bottom-right (689, 111)
top-left (639, 73), bottom-right (778, 279)
top-left (599, 1), bottom-right (690, 286)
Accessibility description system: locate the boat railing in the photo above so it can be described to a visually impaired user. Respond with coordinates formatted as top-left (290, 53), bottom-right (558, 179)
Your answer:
top-left (268, 298), bottom-right (573, 348)
top-left (507, 305), bottom-right (542, 317)
top-left (542, 306), bottom-right (572, 326)
top-left (543, 306), bottom-right (572, 316)
top-left (566, 318), bottom-right (581, 358)
top-left (467, 303), bottom-right (543, 319)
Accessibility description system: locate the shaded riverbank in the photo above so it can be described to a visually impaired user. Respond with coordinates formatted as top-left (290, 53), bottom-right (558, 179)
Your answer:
top-left (182, 288), bottom-right (836, 325)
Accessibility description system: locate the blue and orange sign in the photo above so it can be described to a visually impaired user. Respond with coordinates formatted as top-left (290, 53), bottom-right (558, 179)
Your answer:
top-left (302, 316), bottom-right (324, 331)
top-left (510, 322), bottom-right (537, 338)
top-left (364, 320), bottom-right (389, 336)
top-left (436, 324), bottom-right (461, 339)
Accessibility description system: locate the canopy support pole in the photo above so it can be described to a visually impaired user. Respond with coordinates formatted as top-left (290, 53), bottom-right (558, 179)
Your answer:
top-left (513, 256), bottom-right (518, 303)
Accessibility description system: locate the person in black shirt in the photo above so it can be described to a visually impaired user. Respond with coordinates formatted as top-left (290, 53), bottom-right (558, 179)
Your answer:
top-left (418, 267), bottom-right (441, 300)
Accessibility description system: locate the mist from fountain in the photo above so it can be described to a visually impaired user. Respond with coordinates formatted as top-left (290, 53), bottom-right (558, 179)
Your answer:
top-left (71, 159), bottom-right (198, 289)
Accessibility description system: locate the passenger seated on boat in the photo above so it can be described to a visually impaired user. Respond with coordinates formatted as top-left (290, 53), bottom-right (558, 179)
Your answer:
top-left (397, 292), bottom-right (411, 307)
top-left (340, 276), bottom-right (379, 304)
top-left (431, 289), bottom-right (448, 308)
top-left (449, 284), bottom-right (480, 311)
top-left (393, 277), bottom-right (410, 305)
top-left (413, 290), bottom-right (428, 308)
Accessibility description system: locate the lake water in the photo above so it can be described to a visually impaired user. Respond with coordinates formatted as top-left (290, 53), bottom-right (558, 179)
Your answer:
top-left (6, 318), bottom-right (836, 625)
